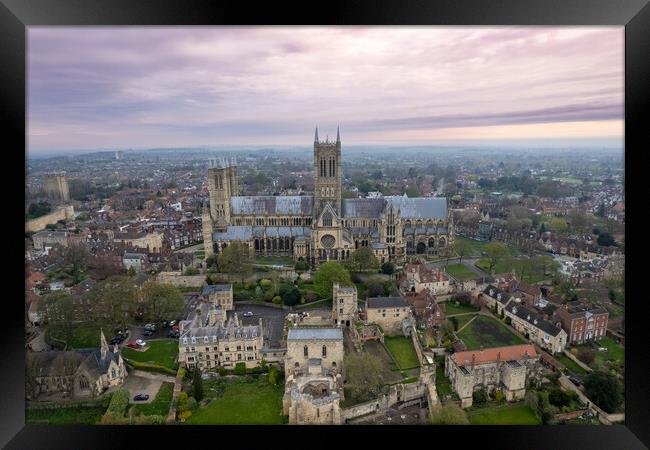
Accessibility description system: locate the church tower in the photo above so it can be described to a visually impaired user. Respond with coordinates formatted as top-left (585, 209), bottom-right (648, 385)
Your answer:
top-left (207, 158), bottom-right (239, 231)
top-left (313, 127), bottom-right (342, 217)
top-left (201, 202), bottom-right (215, 258)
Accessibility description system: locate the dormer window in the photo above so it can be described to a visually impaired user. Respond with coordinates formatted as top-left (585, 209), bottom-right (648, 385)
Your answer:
top-left (191, 337), bottom-right (196, 344)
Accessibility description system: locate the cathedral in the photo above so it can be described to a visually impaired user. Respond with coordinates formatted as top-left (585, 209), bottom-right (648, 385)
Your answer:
top-left (202, 128), bottom-right (454, 266)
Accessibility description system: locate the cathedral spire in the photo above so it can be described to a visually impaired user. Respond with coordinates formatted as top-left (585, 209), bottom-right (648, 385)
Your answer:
top-left (336, 126), bottom-right (340, 144)
top-left (314, 126), bottom-right (319, 143)
top-left (100, 329), bottom-right (108, 359)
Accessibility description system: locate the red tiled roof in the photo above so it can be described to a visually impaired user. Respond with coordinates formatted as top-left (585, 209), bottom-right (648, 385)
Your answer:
top-left (453, 344), bottom-right (537, 367)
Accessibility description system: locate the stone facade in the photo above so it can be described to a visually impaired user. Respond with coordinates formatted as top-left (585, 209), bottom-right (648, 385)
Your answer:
top-left (201, 284), bottom-right (234, 311)
top-left (26, 331), bottom-right (127, 400)
top-left (26, 205), bottom-right (75, 233)
top-left (332, 283), bottom-right (358, 327)
top-left (445, 344), bottom-right (540, 408)
top-left (44, 174), bottom-right (70, 202)
top-left (283, 371), bottom-right (344, 425)
top-left (113, 231), bottom-right (163, 253)
top-left (202, 129), bottom-right (454, 266)
top-left (505, 303), bottom-right (567, 354)
top-left (32, 230), bottom-right (69, 250)
top-left (179, 314), bottom-right (264, 370)
top-left (285, 328), bottom-right (344, 377)
top-left (365, 296), bottom-right (411, 336)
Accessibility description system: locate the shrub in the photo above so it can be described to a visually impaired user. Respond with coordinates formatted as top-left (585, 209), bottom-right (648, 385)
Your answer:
top-left (184, 267), bottom-right (199, 276)
top-left (494, 389), bottom-right (505, 402)
top-left (192, 370), bottom-right (204, 401)
top-left (234, 362), bottom-right (247, 375)
top-left (263, 290), bottom-right (274, 302)
top-left (577, 347), bottom-right (595, 365)
top-left (350, 273), bottom-right (362, 283)
top-left (472, 388), bottom-right (488, 405)
top-left (304, 292), bottom-right (318, 303)
top-left (177, 392), bottom-right (189, 412)
top-left (380, 262), bottom-right (395, 275)
top-left (178, 410), bottom-right (192, 421)
top-left (234, 290), bottom-right (252, 301)
top-left (268, 365), bottom-right (279, 386)
top-left (217, 366), bottom-right (227, 376)
top-left (272, 295), bottom-right (282, 304)
top-left (186, 396), bottom-right (198, 412)
top-left (259, 279), bottom-right (272, 290)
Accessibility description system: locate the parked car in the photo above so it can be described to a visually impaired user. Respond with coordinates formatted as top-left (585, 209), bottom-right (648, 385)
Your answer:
top-left (569, 375), bottom-right (582, 386)
top-left (168, 331), bottom-right (180, 338)
top-left (136, 339), bottom-right (146, 347)
top-left (162, 321), bottom-right (169, 328)
top-left (143, 329), bottom-right (154, 337)
top-left (127, 341), bottom-right (138, 349)
top-left (144, 323), bottom-right (156, 331)
top-left (169, 320), bottom-right (177, 327)
top-left (171, 325), bottom-right (179, 332)
top-left (133, 394), bottom-right (150, 402)
top-left (242, 311), bottom-right (254, 317)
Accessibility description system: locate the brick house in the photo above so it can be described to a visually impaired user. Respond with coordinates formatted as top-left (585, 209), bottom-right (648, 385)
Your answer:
top-left (554, 300), bottom-right (609, 345)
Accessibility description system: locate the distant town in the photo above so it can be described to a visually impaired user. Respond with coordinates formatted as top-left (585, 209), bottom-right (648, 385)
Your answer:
top-left (25, 134), bottom-right (624, 425)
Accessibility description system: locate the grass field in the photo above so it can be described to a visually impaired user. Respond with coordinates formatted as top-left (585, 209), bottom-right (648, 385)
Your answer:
top-left (384, 336), bottom-right (420, 369)
top-left (121, 339), bottom-right (179, 370)
top-left (131, 382), bottom-right (174, 417)
top-left (184, 378), bottom-right (285, 424)
top-left (449, 314), bottom-right (478, 332)
top-left (444, 301), bottom-right (480, 316)
top-left (46, 322), bottom-right (113, 349)
top-left (252, 255), bottom-right (294, 266)
top-left (453, 236), bottom-right (489, 256)
top-left (468, 403), bottom-right (541, 425)
top-left (445, 264), bottom-right (477, 281)
top-left (475, 257), bottom-right (550, 283)
top-left (363, 340), bottom-right (403, 384)
top-left (555, 353), bottom-right (588, 376)
top-left (26, 406), bottom-right (106, 425)
top-left (592, 338), bottom-right (624, 366)
top-left (457, 315), bottom-right (525, 350)
top-left (434, 357), bottom-right (453, 399)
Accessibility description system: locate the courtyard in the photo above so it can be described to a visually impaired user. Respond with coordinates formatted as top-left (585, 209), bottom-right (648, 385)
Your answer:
top-left (383, 336), bottom-right (420, 370)
top-left (467, 402), bottom-right (541, 425)
top-left (456, 315), bottom-right (526, 350)
top-left (121, 339), bottom-right (179, 371)
top-left (236, 304), bottom-right (289, 348)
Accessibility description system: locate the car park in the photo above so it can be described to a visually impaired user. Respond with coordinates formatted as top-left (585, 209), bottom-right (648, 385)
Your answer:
top-left (133, 394), bottom-right (150, 401)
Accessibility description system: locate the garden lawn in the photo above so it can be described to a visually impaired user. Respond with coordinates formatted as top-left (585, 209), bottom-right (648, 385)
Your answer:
top-left (555, 353), bottom-right (588, 376)
top-left (453, 236), bottom-right (489, 256)
top-left (121, 339), bottom-right (179, 371)
top-left (26, 406), bottom-right (106, 425)
top-left (445, 264), bottom-right (477, 281)
top-left (475, 257), bottom-right (549, 283)
top-left (46, 322), bottom-right (112, 349)
top-left (449, 314), bottom-right (477, 332)
top-left (131, 382), bottom-right (174, 417)
top-left (434, 357), bottom-right (453, 398)
top-left (444, 301), bottom-right (480, 316)
top-left (252, 255), bottom-right (294, 266)
top-left (468, 403), bottom-right (541, 425)
top-left (384, 336), bottom-right (420, 369)
top-left (593, 338), bottom-right (624, 365)
top-left (457, 315), bottom-right (525, 350)
top-left (184, 379), bottom-right (285, 424)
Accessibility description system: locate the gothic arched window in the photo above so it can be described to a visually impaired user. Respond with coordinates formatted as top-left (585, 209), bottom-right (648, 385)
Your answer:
top-left (323, 212), bottom-right (333, 227)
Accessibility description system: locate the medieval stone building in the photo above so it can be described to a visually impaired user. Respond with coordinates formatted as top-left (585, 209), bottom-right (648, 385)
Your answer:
top-left (202, 128), bottom-right (454, 266)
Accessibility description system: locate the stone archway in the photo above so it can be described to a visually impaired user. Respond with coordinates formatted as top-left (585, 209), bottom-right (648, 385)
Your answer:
top-left (416, 242), bottom-right (426, 254)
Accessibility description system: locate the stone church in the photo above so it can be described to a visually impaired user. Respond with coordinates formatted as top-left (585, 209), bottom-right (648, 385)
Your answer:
top-left (202, 128), bottom-right (454, 266)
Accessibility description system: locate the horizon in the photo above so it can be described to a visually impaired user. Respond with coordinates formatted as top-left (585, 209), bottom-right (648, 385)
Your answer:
top-left (28, 27), bottom-right (623, 152)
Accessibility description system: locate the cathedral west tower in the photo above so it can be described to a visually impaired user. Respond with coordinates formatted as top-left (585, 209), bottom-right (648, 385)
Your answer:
top-left (313, 127), bottom-right (342, 218)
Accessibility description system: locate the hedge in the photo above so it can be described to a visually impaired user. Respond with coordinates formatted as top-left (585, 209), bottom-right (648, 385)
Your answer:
top-left (125, 360), bottom-right (177, 376)
top-left (27, 392), bottom-right (112, 410)
top-left (100, 389), bottom-right (130, 423)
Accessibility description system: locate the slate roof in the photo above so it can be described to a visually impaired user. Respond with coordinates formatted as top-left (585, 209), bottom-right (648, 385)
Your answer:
top-left (287, 328), bottom-right (343, 341)
top-left (213, 226), bottom-right (253, 241)
top-left (230, 196), bottom-right (313, 215)
top-left (385, 196), bottom-right (447, 219)
top-left (213, 226), bottom-right (311, 241)
top-left (506, 303), bottom-right (564, 337)
top-left (366, 296), bottom-right (408, 309)
top-left (201, 284), bottom-right (232, 296)
top-left (342, 198), bottom-right (386, 218)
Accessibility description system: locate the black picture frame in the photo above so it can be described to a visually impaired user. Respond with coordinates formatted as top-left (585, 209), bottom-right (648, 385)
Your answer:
top-left (3, 0), bottom-right (648, 448)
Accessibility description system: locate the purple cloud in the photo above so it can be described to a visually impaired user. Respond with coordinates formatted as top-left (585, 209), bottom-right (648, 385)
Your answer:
top-left (27, 26), bottom-right (623, 151)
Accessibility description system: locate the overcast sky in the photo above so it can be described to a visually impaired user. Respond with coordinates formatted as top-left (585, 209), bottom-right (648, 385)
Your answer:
top-left (27, 26), bottom-right (624, 152)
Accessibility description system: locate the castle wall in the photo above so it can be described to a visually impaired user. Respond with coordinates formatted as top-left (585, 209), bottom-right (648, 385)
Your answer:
top-left (26, 205), bottom-right (75, 233)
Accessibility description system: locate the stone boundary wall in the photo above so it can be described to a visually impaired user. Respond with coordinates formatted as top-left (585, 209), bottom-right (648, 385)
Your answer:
top-left (156, 272), bottom-right (205, 287)
top-left (26, 205), bottom-right (75, 233)
top-left (411, 330), bottom-right (426, 367)
top-left (341, 380), bottom-right (428, 423)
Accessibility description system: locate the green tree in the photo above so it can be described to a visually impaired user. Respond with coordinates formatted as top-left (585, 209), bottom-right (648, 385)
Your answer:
top-left (429, 404), bottom-right (469, 425)
top-left (184, 266), bottom-right (199, 276)
top-left (549, 217), bottom-right (568, 233)
top-left (454, 239), bottom-right (472, 264)
top-left (312, 262), bottom-right (352, 299)
top-left (87, 276), bottom-right (137, 329)
top-left (205, 254), bottom-right (219, 270)
top-left (294, 257), bottom-right (309, 272)
top-left (268, 365), bottom-right (280, 385)
top-left (42, 291), bottom-right (76, 344)
top-left (345, 246), bottom-right (379, 272)
top-left (192, 369), bottom-right (204, 401)
top-left (380, 262), bottom-right (395, 275)
top-left (583, 370), bottom-right (623, 413)
top-left (140, 281), bottom-right (184, 322)
top-left (280, 286), bottom-right (301, 306)
top-left (343, 352), bottom-right (385, 403)
top-left (484, 242), bottom-right (509, 274)
top-left (217, 242), bottom-right (252, 282)
top-left (63, 243), bottom-right (90, 284)
top-left (127, 266), bottom-right (136, 277)
top-left (473, 388), bottom-right (488, 405)
top-left (597, 232), bottom-right (616, 247)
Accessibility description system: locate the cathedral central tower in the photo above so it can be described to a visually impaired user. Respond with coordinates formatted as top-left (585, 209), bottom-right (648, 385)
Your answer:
top-left (313, 127), bottom-right (342, 218)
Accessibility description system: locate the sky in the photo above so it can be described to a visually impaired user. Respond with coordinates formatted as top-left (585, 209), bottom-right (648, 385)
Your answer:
top-left (27, 27), bottom-right (624, 153)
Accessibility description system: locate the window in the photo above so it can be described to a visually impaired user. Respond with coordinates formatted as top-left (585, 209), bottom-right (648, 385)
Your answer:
top-left (205, 347), bottom-right (209, 352)
top-left (238, 354), bottom-right (242, 360)
top-left (339, 308), bottom-right (343, 314)
top-left (237, 345), bottom-right (242, 351)
top-left (322, 345), bottom-right (327, 357)
top-left (323, 212), bottom-right (333, 227)
top-left (304, 345), bottom-right (309, 357)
